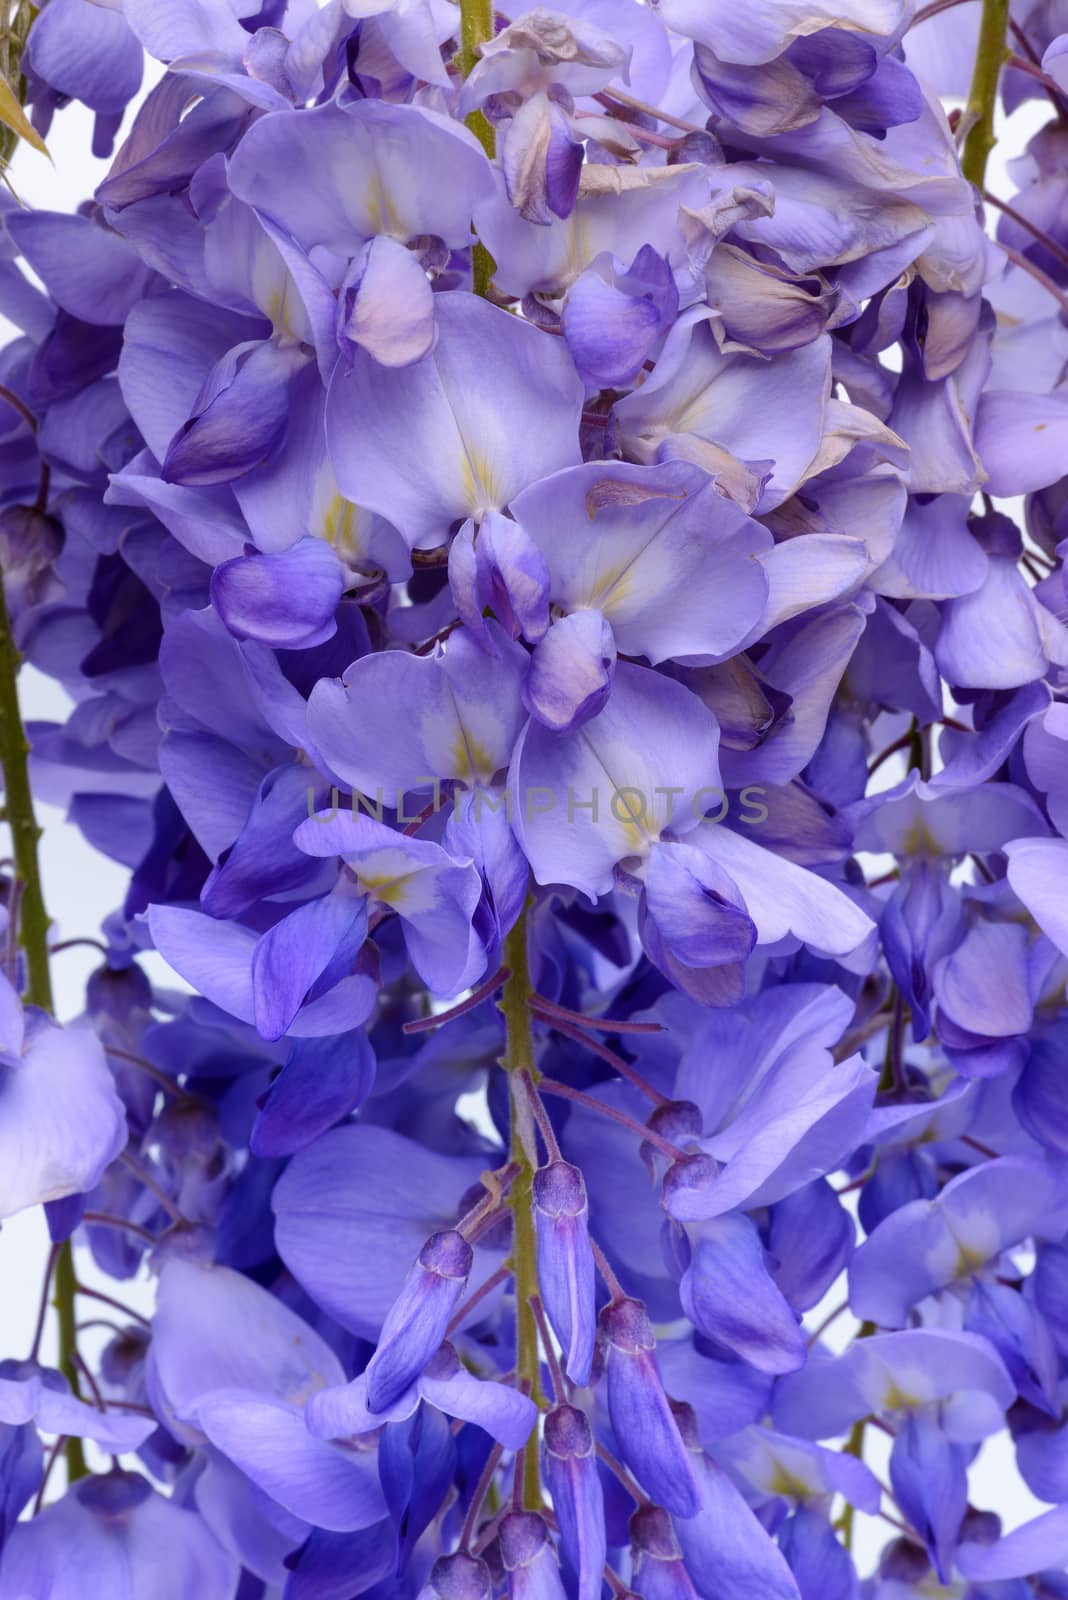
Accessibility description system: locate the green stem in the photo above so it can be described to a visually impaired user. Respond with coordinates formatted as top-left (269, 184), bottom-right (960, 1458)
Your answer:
top-left (0, 582), bottom-right (50, 1012)
top-left (52, 1246), bottom-right (87, 1481)
top-left (838, 1321), bottom-right (877, 1553)
top-left (961, 0), bottom-right (1010, 189)
top-left (838, 1419), bottom-right (866, 1552)
top-left (0, 2), bottom-right (89, 1490)
top-left (500, 910), bottom-right (546, 1508)
top-left (458, 0), bottom-right (497, 298)
top-left (458, 0), bottom-right (493, 80)
top-left (877, 989), bottom-right (905, 1093)
top-left (0, 580), bottom-right (87, 1482)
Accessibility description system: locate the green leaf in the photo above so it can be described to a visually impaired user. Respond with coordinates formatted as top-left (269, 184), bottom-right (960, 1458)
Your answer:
top-left (0, 68), bottom-right (47, 158)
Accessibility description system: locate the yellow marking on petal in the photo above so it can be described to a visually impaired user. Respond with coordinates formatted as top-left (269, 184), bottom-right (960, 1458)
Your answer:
top-left (675, 393), bottom-right (711, 434)
top-left (614, 800), bottom-right (652, 857)
top-left (765, 1463), bottom-right (819, 1501)
top-left (322, 493), bottom-right (360, 560)
top-left (588, 562), bottom-right (634, 617)
top-left (459, 448), bottom-right (501, 516)
top-left (881, 1379), bottom-right (922, 1412)
top-left (352, 848), bottom-right (438, 916)
top-left (450, 728), bottom-right (496, 785)
top-left (952, 1238), bottom-right (991, 1279)
top-left (356, 871), bottom-right (410, 909)
top-left (900, 819), bottom-right (942, 857)
top-left (362, 166), bottom-right (403, 240)
top-left (354, 858), bottom-right (415, 909)
top-left (265, 277), bottom-right (303, 344)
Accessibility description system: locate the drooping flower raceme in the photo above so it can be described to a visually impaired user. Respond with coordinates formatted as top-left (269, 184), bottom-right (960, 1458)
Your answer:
top-left (0, 0), bottom-right (1067, 1595)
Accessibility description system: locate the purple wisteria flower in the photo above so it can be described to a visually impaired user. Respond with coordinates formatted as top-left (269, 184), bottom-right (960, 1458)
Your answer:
top-left (0, 0), bottom-right (1067, 1594)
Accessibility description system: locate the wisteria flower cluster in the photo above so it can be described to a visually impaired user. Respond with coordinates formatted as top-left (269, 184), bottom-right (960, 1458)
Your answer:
top-left (2, 0), bottom-right (1068, 1594)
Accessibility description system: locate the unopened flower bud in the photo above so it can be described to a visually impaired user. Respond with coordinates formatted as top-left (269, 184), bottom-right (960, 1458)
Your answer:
top-left (661, 1153), bottom-right (721, 1222)
top-left (599, 1299), bottom-right (700, 1518)
top-left (533, 1160), bottom-right (595, 1383)
top-left (0, 504), bottom-right (63, 620)
top-left (630, 1505), bottom-right (698, 1599)
top-left (543, 1404), bottom-right (605, 1600)
top-left (499, 1511), bottom-right (568, 1599)
top-left (365, 1230), bottom-right (473, 1412)
top-left (640, 1100), bottom-right (701, 1178)
top-left (420, 1550), bottom-right (493, 1600)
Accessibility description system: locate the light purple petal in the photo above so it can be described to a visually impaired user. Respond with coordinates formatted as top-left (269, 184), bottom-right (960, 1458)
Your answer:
top-left (228, 98), bottom-right (494, 256)
top-left (0, 1375), bottom-right (154, 1452)
top-left (7, 211), bottom-right (154, 326)
top-left (149, 1256), bottom-right (346, 1437)
top-left (524, 609), bottom-right (616, 733)
top-left (121, 0), bottom-right (248, 59)
top-left (0, 1020), bottom-right (127, 1220)
top-left (562, 245), bottom-right (676, 387)
top-left (694, 823), bottom-right (874, 959)
top-left (326, 292), bottom-right (584, 548)
top-left (654, 0), bottom-right (903, 63)
top-left (667, 1052), bottom-right (877, 1220)
top-left (211, 537), bottom-right (344, 650)
top-left (612, 314), bottom-right (833, 514)
top-left (418, 1350), bottom-right (538, 1449)
top-left (643, 838), bottom-right (756, 969)
top-left (147, 906), bottom-right (257, 1025)
top-left (512, 661), bottom-right (721, 899)
top-left (250, 890), bottom-right (368, 1043)
top-left (975, 388), bottom-right (1068, 496)
top-left (28, 0), bottom-right (143, 115)
top-left (190, 1389), bottom-right (387, 1532)
top-left (162, 340), bottom-right (305, 488)
top-left (117, 291), bottom-right (267, 464)
top-left (676, 1449), bottom-right (805, 1600)
top-left (848, 1157), bottom-right (1068, 1327)
top-left (272, 1123), bottom-right (488, 1338)
top-left (933, 920), bottom-right (1033, 1039)
top-left (773, 1328), bottom-right (1014, 1440)
top-left (957, 1504), bottom-right (1068, 1581)
top-left (681, 1216), bottom-right (806, 1375)
top-left (510, 458), bottom-right (771, 664)
top-left (306, 1372), bottom-right (420, 1440)
top-left (338, 235), bottom-right (436, 368)
top-left (936, 556), bottom-right (1057, 689)
top-left (1007, 837), bottom-right (1068, 958)
top-left (306, 625), bottom-right (528, 804)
